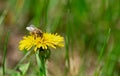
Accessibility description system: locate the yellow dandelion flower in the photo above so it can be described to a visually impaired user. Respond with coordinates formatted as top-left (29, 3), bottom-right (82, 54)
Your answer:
top-left (19, 33), bottom-right (64, 52)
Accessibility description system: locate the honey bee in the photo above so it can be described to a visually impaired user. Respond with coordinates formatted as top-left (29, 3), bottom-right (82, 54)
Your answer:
top-left (26, 25), bottom-right (43, 37)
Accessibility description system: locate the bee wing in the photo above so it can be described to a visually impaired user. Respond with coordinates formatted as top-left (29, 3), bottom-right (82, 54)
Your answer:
top-left (29, 24), bottom-right (36, 28)
top-left (26, 24), bottom-right (36, 32)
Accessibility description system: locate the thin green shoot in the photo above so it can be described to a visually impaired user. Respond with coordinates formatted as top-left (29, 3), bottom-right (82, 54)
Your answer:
top-left (0, 9), bottom-right (8, 25)
top-left (14, 49), bottom-right (33, 70)
top-left (94, 27), bottom-right (111, 76)
top-left (98, 27), bottom-right (111, 62)
top-left (2, 31), bottom-right (10, 76)
top-left (64, 36), bottom-right (70, 76)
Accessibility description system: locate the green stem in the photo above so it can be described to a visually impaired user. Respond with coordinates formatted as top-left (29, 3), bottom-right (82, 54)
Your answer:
top-left (40, 57), bottom-right (46, 76)
top-left (41, 57), bottom-right (46, 76)
top-left (39, 51), bottom-right (46, 76)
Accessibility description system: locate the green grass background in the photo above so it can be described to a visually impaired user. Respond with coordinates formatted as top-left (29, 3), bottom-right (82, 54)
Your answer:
top-left (0, 0), bottom-right (120, 76)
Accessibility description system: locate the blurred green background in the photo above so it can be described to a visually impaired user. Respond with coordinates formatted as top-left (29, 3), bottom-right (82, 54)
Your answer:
top-left (0, 0), bottom-right (120, 76)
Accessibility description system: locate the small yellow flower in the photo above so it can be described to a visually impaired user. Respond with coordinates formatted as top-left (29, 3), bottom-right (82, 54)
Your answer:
top-left (19, 33), bottom-right (64, 52)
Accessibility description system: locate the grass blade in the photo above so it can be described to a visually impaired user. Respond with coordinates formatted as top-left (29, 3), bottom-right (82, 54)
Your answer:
top-left (64, 36), bottom-right (70, 76)
top-left (98, 27), bottom-right (111, 62)
top-left (2, 31), bottom-right (10, 76)
top-left (14, 49), bottom-right (33, 70)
